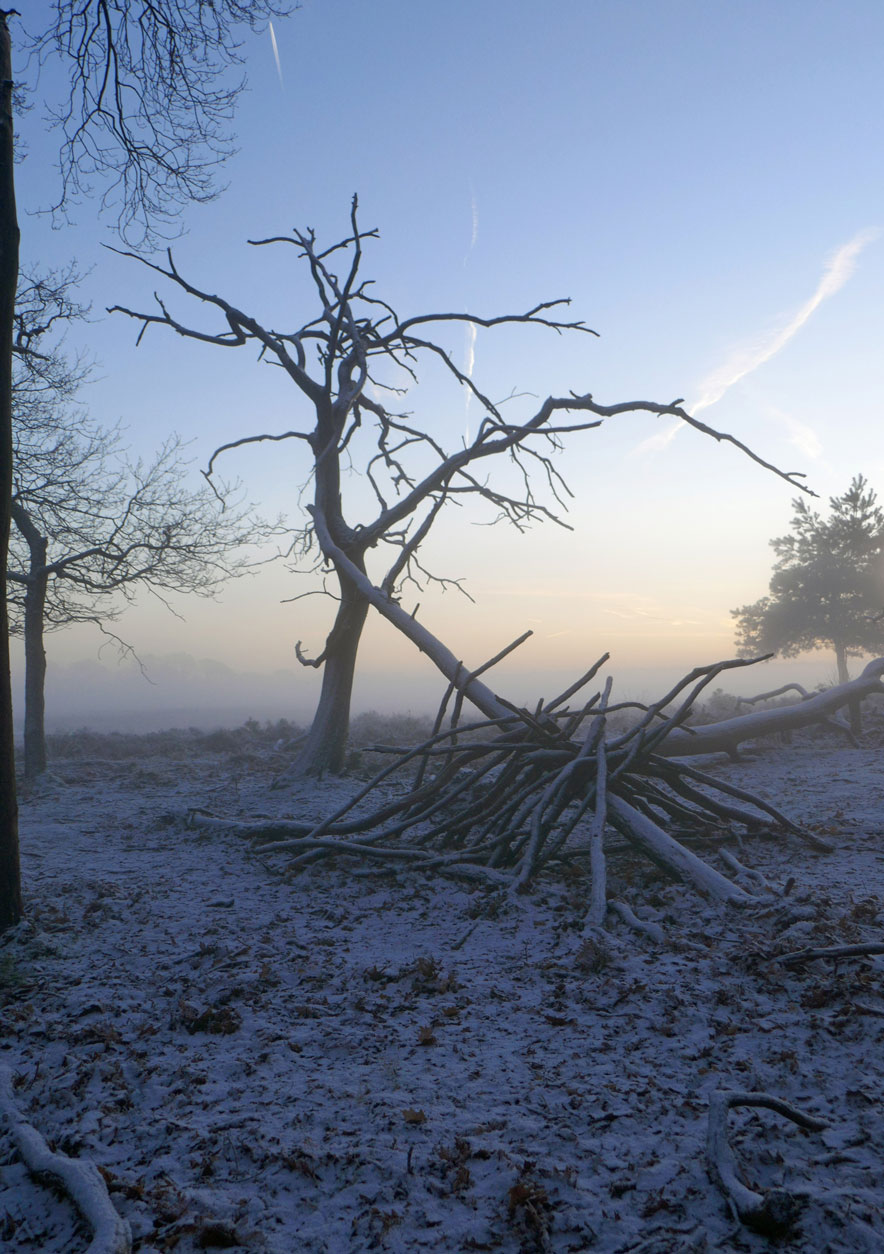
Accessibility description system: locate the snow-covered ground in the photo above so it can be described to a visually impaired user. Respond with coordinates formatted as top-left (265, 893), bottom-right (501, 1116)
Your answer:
top-left (1, 739), bottom-right (883, 1252)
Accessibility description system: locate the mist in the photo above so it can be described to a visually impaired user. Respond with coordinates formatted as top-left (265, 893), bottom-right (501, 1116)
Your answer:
top-left (10, 646), bottom-right (840, 736)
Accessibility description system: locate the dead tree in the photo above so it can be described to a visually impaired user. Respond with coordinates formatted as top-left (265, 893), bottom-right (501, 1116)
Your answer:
top-left (657, 659), bottom-right (884, 757)
top-left (187, 622), bottom-right (829, 910)
top-left (111, 198), bottom-right (810, 778)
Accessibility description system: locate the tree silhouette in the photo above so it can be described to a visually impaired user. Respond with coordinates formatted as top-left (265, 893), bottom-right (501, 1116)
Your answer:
top-left (1, 1), bottom-right (296, 931)
top-left (113, 200), bottom-right (809, 777)
top-left (733, 475), bottom-right (884, 732)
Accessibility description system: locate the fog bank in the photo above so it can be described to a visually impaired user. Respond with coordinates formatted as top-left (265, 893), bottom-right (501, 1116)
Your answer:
top-left (9, 648), bottom-right (847, 736)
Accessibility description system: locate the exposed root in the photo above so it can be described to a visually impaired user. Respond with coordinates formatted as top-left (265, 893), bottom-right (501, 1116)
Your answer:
top-left (706, 1089), bottom-right (827, 1237)
top-left (606, 900), bottom-right (665, 944)
top-left (0, 1065), bottom-right (131, 1254)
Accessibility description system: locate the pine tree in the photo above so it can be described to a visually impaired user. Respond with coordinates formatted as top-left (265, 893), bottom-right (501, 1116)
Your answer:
top-left (733, 475), bottom-right (884, 731)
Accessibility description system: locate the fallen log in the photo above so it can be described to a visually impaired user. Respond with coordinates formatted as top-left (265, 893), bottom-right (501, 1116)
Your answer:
top-left (775, 940), bottom-right (884, 966)
top-left (659, 659), bottom-right (884, 757)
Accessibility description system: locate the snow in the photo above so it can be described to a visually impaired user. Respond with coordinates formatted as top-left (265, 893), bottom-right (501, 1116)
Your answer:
top-left (2, 739), bottom-right (883, 1251)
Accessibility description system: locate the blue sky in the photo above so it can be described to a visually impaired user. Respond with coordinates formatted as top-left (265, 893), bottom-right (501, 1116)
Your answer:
top-left (13, 0), bottom-right (884, 721)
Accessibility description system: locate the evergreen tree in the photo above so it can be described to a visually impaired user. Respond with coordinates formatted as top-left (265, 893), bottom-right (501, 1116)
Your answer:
top-left (733, 475), bottom-right (884, 731)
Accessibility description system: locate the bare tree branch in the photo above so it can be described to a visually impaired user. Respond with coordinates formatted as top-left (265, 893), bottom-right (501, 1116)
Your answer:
top-left (110, 204), bottom-right (812, 775)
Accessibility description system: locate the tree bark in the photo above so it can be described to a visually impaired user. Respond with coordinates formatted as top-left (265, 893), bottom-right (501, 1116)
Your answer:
top-left (0, 12), bottom-right (22, 932)
top-left (22, 568), bottom-right (48, 782)
top-left (288, 573), bottom-right (370, 777)
top-left (11, 504), bottom-right (49, 779)
top-left (834, 642), bottom-right (862, 736)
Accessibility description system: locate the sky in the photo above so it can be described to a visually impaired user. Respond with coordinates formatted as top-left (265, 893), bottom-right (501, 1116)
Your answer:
top-left (11, 0), bottom-right (884, 727)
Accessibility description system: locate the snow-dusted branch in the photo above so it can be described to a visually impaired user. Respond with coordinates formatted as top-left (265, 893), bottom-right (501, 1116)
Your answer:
top-left (659, 658), bottom-right (884, 757)
top-left (0, 1066), bottom-right (131, 1254)
top-left (706, 1089), bottom-right (826, 1236)
top-left (110, 202), bottom-right (814, 777)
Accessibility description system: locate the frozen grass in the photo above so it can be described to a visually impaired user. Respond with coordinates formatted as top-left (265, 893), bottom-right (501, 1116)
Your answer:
top-left (1, 741), bottom-right (883, 1250)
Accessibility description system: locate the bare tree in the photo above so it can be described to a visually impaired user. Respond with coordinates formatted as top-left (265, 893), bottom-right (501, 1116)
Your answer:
top-left (0, 1), bottom-right (297, 930)
top-left (10, 427), bottom-right (255, 780)
top-left (111, 199), bottom-right (809, 778)
top-left (25, 2), bottom-right (297, 247)
top-left (9, 266), bottom-right (256, 780)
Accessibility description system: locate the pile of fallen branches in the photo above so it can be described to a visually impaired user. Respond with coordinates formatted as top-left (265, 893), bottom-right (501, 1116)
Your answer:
top-left (188, 651), bottom-right (833, 912)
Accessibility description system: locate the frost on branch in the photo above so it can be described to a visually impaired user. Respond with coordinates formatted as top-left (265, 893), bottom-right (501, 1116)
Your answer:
top-left (706, 1090), bottom-right (827, 1236)
top-left (188, 640), bottom-right (840, 919)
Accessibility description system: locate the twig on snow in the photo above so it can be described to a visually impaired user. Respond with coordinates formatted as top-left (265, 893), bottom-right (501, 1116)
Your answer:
top-left (775, 941), bottom-right (884, 966)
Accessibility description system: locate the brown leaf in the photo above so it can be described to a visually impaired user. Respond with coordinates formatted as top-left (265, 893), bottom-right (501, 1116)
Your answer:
top-left (197, 1220), bottom-right (240, 1248)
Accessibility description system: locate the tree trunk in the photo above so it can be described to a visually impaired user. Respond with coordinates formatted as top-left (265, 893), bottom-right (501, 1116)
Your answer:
top-left (288, 576), bottom-right (370, 777)
top-left (307, 512), bottom-right (518, 724)
top-left (22, 563), bottom-right (48, 781)
top-left (12, 504), bottom-right (50, 779)
top-left (0, 12), bottom-right (22, 932)
top-left (835, 643), bottom-right (862, 736)
top-left (834, 646), bottom-right (850, 686)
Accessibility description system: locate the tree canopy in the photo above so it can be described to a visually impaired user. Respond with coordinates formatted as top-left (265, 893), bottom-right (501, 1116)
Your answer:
top-left (733, 475), bottom-right (884, 686)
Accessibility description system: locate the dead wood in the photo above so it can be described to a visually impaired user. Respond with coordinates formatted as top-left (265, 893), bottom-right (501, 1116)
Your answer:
top-left (605, 900), bottom-right (665, 943)
top-left (660, 658), bottom-right (884, 757)
top-left (706, 1089), bottom-right (827, 1236)
top-left (736, 683), bottom-right (859, 746)
top-left (190, 638), bottom-right (829, 916)
top-left (186, 520), bottom-right (861, 915)
top-left (775, 941), bottom-right (884, 966)
top-left (0, 1065), bottom-right (132, 1254)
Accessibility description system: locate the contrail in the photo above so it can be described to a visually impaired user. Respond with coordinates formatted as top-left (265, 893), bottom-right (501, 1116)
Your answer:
top-left (463, 188), bottom-right (479, 441)
top-left (749, 391), bottom-right (823, 460)
top-left (463, 320), bottom-right (477, 443)
top-left (464, 320), bottom-right (477, 381)
top-left (638, 227), bottom-right (878, 453)
top-left (692, 227), bottom-right (878, 414)
top-left (269, 21), bottom-right (284, 90)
